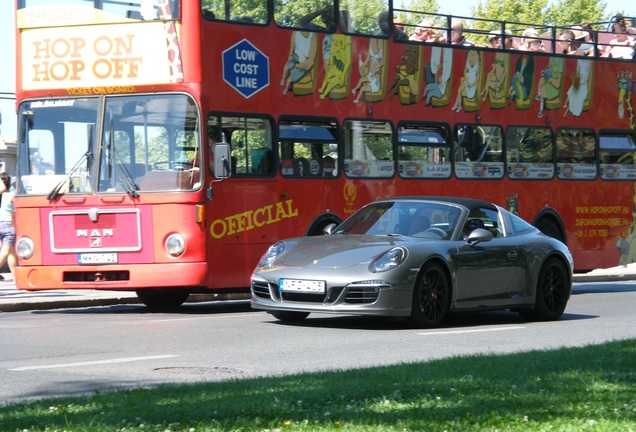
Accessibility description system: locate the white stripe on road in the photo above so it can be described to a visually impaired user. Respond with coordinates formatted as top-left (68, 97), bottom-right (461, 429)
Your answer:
top-left (8, 355), bottom-right (179, 371)
top-left (417, 326), bottom-right (525, 336)
top-left (148, 312), bottom-right (262, 323)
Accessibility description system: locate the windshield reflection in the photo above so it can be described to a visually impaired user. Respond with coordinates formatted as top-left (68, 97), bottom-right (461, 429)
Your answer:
top-left (337, 201), bottom-right (462, 239)
top-left (17, 94), bottom-right (201, 196)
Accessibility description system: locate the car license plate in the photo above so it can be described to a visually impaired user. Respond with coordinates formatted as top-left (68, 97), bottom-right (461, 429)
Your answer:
top-left (78, 253), bottom-right (118, 265)
top-left (279, 278), bottom-right (325, 293)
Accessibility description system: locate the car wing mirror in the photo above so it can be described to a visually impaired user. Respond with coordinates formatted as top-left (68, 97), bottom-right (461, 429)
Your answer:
top-left (465, 228), bottom-right (493, 247)
top-left (323, 223), bottom-right (338, 235)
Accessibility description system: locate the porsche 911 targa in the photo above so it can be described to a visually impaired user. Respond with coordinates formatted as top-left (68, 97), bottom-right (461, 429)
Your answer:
top-left (251, 197), bottom-right (573, 327)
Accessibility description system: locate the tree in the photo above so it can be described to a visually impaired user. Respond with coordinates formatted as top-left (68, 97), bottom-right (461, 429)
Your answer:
top-left (202, 0), bottom-right (269, 23)
top-left (394, 0), bottom-right (439, 26)
top-left (472, 0), bottom-right (550, 27)
top-left (468, 0), bottom-right (607, 45)
top-left (340, 0), bottom-right (389, 34)
top-left (546, 0), bottom-right (607, 27)
top-left (471, 0), bottom-right (607, 28)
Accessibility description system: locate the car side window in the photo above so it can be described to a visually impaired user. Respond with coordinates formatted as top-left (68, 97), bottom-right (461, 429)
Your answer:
top-left (508, 212), bottom-right (536, 236)
top-left (462, 207), bottom-right (503, 239)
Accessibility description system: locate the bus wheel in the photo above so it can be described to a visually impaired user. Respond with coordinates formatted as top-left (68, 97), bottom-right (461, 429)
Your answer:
top-left (536, 218), bottom-right (563, 243)
top-left (136, 289), bottom-right (189, 309)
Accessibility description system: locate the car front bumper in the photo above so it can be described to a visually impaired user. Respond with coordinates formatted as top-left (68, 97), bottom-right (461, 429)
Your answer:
top-left (250, 274), bottom-right (412, 317)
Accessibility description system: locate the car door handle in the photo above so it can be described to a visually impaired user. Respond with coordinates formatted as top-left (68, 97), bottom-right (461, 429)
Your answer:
top-left (507, 250), bottom-right (518, 260)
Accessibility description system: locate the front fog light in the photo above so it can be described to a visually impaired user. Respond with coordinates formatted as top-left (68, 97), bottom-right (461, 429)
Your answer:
top-left (165, 233), bottom-right (185, 256)
top-left (17, 237), bottom-right (35, 259)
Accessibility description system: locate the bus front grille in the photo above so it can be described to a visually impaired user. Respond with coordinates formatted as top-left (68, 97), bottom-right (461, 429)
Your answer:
top-left (63, 271), bottom-right (130, 282)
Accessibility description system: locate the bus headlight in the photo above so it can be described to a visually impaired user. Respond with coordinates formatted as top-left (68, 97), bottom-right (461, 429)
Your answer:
top-left (165, 233), bottom-right (185, 257)
top-left (17, 237), bottom-right (35, 259)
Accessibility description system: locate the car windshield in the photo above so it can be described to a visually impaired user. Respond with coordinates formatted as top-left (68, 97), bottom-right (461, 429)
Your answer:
top-left (336, 201), bottom-right (462, 238)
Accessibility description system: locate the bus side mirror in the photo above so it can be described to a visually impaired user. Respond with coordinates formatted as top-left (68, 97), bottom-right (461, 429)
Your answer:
top-left (213, 142), bottom-right (231, 179)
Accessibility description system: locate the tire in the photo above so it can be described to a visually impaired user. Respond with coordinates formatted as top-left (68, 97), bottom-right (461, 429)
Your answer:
top-left (269, 311), bottom-right (310, 322)
top-left (408, 262), bottom-right (451, 328)
top-left (519, 257), bottom-right (570, 321)
top-left (136, 289), bottom-right (189, 309)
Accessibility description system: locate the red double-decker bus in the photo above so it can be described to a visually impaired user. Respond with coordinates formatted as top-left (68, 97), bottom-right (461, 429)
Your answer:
top-left (13, 0), bottom-right (636, 307)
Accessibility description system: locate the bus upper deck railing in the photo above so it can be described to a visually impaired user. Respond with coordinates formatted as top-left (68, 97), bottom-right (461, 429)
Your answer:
top-left (392, 9), bottom-right (636, 60)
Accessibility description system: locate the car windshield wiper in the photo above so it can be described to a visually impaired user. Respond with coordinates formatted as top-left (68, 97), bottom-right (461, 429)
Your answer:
top-left (47, 150), bottom-right (92, 200)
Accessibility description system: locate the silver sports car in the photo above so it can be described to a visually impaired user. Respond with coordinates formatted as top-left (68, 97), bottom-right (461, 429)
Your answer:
top-left (251, 197), bottom-right (573, 327)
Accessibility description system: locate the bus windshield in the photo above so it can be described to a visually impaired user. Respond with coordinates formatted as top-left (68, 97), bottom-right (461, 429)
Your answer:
top-left (18, 94), bottom-right (201, 196)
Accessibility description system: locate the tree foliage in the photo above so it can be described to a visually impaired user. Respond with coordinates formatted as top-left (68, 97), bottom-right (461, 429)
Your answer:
top-left (394, 0), bottom-right (439, 26)
top-left (341, 0), bottom-right (390, 34)
top-left (201, 0), bottom-right (613, 38)
top-left (472, 0), bottom-right (550, 27)
top-left (547, 0), bottom-right (607, 27)
top-left (471, 0), bottom-right (607, 28)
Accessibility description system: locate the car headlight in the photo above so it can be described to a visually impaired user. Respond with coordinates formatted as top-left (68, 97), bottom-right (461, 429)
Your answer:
top-left (165, 233), bottom-right (185, 257)
top-left (372, 247), bottom-right (407, 272)
top-left (16, 237), bottom-right (34, 259)
top-left (259, 241), bottom-right (285, 267)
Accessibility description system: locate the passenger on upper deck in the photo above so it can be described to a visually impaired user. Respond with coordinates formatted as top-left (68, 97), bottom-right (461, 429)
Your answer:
top-left (558, 30), bottom-right (584, 56)
top-left (486, 30), bottom-right (501, 49)
top-left (377, 10), bottom-right (408, 39)
top-left (450, 21), bottom-right (474, 46)
top-left (299, 5), bottom-right (337, 31)
top-left (572, 24), bottom-right (598, 57)
top-left (409, 18), bottom-right (436, 42)
top-left (606, 21), bottom-right (636, 59)
top-left (487, 29), bottom-right (514, 49)
top-left (431, 30), bottom-right (447, 44)
top-left (393, 18), bottom-right (406, 34)
top-left (615, 14), bottom-right (636, 34)
top-left (519, 28), bottom-right (545, 52)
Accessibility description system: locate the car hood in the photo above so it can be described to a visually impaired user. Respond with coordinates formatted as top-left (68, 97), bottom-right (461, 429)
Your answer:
top-left (275, 234), bottom-right (411, 269)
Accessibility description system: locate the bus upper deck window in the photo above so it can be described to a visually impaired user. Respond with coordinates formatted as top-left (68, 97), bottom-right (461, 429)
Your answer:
top-left (203, 0), bottom-right (267, 24)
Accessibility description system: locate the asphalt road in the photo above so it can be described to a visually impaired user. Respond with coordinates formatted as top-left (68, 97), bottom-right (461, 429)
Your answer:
top-left (1, 281), bottom-right (635, 405)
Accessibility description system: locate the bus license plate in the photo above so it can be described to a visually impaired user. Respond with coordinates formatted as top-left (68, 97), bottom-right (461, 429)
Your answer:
top-left (279, 279), bottom-right (325, 293)
top-left (78, 253), bottom-right (118, 265)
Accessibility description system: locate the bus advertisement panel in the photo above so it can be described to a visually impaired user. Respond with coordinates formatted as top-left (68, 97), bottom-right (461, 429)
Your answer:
top-left (12, 0), bottom-right (636, 308)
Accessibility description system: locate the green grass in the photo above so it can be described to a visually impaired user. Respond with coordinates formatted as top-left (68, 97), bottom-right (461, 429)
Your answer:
top-left (2, 339), bottom-right (635, 431)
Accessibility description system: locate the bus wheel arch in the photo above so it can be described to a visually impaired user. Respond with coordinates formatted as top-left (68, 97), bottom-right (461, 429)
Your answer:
top-left (533, 209), bottom-right (566, 245)
top-left (306, 212), bottom-right (343, 236)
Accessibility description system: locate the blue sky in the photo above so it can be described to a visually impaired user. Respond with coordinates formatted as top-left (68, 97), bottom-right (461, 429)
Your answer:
top-left (0, 0), bottom-right (634, 140)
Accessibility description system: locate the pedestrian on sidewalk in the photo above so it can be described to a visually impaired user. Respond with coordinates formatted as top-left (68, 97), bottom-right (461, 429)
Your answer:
top-left (0, 173), bottom-right (17, 281)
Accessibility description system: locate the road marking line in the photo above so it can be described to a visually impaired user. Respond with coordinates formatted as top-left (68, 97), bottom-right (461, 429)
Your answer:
top-left (147, 312), bottom-right (262, 323)
top-left (8, 355), bottom-right (179, 371)
top-left (417, 326), bottom-right (525, 336)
